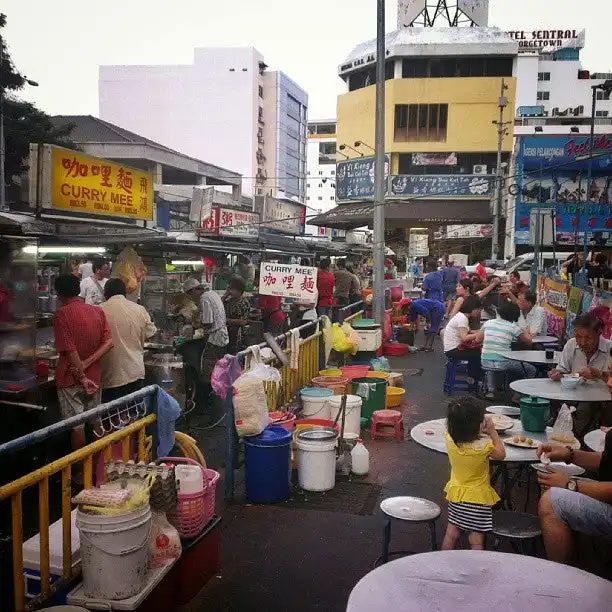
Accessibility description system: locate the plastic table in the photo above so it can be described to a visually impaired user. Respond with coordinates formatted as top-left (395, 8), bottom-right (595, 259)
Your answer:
top-left (510, 378), bottom-right (611, 402)
top-left (346, 550), bottom-right (612, 612)
top-left (411, 418), bottom-right (550, 463)
top-left (584, 428), bottom-right (607, 452)
top-left (499, 350), bottom-right (560, 365)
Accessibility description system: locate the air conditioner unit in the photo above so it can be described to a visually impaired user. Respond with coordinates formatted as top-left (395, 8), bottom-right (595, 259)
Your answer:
top-left (473, 165), bottom-right (487, 175)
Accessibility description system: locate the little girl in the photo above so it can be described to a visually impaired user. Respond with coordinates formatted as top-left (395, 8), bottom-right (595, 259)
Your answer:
top-left (442, 396), bottom-right (506, 550)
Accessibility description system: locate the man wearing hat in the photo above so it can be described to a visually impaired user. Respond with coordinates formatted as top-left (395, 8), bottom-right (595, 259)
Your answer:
top-left (181, 278), bottom-right (229, 414)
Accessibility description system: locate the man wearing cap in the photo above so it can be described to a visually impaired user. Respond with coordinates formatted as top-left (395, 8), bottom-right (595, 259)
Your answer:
top-left (181, 278), bottom-right (229, 412)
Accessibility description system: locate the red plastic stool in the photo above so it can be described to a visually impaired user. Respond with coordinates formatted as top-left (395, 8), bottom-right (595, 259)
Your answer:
top-left (370, 409), bottom-right (404, 441)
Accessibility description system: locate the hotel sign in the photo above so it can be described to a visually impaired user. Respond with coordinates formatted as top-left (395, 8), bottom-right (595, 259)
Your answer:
top-left (506, 29), bottom-right (585, 52)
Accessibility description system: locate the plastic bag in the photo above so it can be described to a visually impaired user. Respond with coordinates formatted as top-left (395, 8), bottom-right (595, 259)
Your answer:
top-left (233, 374), bottom-right (269, 437)
top-left (242, 348), bottom-right (282, 383)
top-left (211, 355), bottom-right (243, 399)
top-left (331, 323), bottom-right (358, 355)
top-left (148, 511), bottom-right (182, 569)
top-left (370, 357), bottom-right (390, 372)
top-left (112, 247), bottom-right (147, 294)
top-left (342, 322), bottom-right (361, 348)
top-left (550, 403), bottom-right (576, 443)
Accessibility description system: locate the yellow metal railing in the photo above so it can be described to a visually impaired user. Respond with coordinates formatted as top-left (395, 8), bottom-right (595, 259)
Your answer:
top-left (344, 309), bottom-right (364, 324)
top-left (0, 408), bottom-right (155, 611)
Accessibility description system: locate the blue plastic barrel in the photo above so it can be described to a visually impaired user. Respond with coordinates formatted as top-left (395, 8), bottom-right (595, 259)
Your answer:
top-left (244, 425), bottom-right (292, 503)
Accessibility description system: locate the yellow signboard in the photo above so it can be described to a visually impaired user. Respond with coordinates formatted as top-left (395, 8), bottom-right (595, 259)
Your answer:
top-left (50, 148), bottom-right (154, 220)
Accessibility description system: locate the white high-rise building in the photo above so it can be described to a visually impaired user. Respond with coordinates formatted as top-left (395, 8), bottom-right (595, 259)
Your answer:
top-left (305, 120), bottom-right (337, 237)
top-left (99, 47), bottom-right (308, 200)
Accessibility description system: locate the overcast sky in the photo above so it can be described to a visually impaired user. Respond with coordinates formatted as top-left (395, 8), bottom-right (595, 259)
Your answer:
top-left (2, 0), bottom-right (609, 119)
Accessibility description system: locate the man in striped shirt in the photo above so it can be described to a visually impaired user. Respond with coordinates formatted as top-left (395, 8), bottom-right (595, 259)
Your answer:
top-left (480, 301), bottom-right (536, 383)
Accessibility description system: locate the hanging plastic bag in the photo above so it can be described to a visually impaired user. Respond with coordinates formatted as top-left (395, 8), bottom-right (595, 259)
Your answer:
top-left (112, 247), bottom-right (147, 294)
top-left (370, 356), bottom-right (391, 372)
top-left (211, 355), bottom-right (243, 399)
top-left (233, 374), bottom-right (269, 437)
top-left (331, 323), bottom-right (358, 355)
top-left (148, 511), bottom-right (182, 569)
top-left (550, 403), bottom-right (576, 443)
top-left (342, 322), bottom-right (361, 348)
top-left (241, 346), bottom-right (282, 383)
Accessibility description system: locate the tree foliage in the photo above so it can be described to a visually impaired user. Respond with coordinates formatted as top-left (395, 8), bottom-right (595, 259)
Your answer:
top-left (1, 13), bottom-right (74, 188)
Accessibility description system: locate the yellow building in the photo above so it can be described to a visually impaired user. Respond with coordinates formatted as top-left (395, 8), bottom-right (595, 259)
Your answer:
top-left (314, 27), bottom-right (519, 238)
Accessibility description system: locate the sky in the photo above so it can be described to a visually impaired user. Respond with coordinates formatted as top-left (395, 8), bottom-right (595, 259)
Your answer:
top-left (2, 0), bottom-right (610, 120)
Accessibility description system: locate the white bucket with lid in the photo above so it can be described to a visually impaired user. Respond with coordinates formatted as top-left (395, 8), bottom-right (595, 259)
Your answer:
top-left (328, 395), bottom-right (362, 439)
top-left (76, 504), bottom-right (151, 600)
top-left (300, 387), bottom-right (333, 420)
top-left (297, 428), bottom-right (339, 492)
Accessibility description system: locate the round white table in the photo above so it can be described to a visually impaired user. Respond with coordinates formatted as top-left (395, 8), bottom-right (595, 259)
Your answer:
top-left (411, 418), bottom-right (548, 463)
top-left (346, 550), bottom-right (612, 612)
top-left (584, 428), bottom-right (607, 452)
top-left (510, 378), bottom-right (611, 402)
top-left (531, 335), bottom-right (559, 344)
top-left (499, 350), bottom-right (560, 365)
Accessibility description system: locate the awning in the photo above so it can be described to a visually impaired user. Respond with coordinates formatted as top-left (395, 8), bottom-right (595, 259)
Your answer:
top-left (310, 200), bottom-right (493, 230)
top-left (0, 212), bottom-right (55, 235)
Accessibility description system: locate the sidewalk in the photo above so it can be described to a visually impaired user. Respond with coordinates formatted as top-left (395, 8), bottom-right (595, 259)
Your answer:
top-left (181, 349), bottom-right (452, 611)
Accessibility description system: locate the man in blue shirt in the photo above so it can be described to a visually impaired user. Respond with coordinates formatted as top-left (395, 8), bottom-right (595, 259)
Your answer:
top-left (410, 298), bottom-right (446, 352)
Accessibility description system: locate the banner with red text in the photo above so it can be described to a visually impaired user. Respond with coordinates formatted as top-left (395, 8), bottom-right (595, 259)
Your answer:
top-left (258, 263), bottom-right (318, 301)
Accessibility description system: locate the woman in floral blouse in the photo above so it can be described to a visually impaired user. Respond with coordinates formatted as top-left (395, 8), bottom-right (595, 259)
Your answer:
top-left (223, 277), bottom-right (252, 354)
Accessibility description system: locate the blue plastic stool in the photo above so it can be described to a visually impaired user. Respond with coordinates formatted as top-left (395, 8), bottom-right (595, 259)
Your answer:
top-left (443, 358), bottom-right (470, 395)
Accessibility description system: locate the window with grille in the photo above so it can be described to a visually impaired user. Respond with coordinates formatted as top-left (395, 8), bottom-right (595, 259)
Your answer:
top-left (394, 104), bottom-right (448, 142)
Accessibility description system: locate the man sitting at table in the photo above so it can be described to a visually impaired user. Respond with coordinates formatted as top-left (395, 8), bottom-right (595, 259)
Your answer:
top-left (549, 313), bottom-right (612, 436)
top-left (517, 290), bottom-right (548, 337)
top-left (536, 430), bottom-right (612, 566)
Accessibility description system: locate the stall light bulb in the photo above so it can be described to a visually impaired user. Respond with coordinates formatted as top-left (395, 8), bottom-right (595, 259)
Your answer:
top-left (170, 260), bottom-right (206, 266)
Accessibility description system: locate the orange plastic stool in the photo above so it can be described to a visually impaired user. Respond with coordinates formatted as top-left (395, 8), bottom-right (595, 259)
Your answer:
top-left (370, 409), bottom-right (404, 441)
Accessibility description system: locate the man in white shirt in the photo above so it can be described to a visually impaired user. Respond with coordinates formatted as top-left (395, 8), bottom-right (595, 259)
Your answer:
top-left (100, 278), bottom-right (157, 402)
top-left (78, 259), bottom-right (93, 279)
top-left (517, 290), bottom-right (548, 337)
top-left (80, 258), bottom-right (110, 306)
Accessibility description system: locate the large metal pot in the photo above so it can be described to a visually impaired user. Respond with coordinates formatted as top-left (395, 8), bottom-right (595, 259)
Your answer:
top-left (144, 353), bottom-right (185, 407)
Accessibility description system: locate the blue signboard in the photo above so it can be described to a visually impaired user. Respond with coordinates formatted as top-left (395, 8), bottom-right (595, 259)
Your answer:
top-left (390, 174), bottom-right (493, 198)
top-left (514, 135), bottom-right (612, 245)
top-left (335, 155), bottom-right (389, 201)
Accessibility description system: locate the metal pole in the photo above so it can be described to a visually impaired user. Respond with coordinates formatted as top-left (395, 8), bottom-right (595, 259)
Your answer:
top-left (0, 40), bottom-right (5, 210)
top-left (580, 87), bottom-right (597, 286)
top-left (372, 0), bottom-right (386, 326)
top-left (491, 78), bottom-right (507, 261)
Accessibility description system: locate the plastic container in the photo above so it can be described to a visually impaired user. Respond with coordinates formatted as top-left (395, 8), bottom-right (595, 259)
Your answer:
top-left (351, 319), bottom-right (380, 330)
top-left (162, 457), bottom-right (219, 539)
top-left (519, 396), bottom-right (551, 433)
top-left (355, 328), bottom-right (383, 351)
top-left (351, 440), bottom-right (370, 475)
top-left (352, 377), bottom-right (388, 425)
top-left (340, 365), bottom-right (370, 381)
top-left (300, 386), bottom-right (333, 419)
top-left (311, 375), bottom-right (349, 395)
top-left (244, 426), bottom-right (292, 503)
top-left (382, 342), bottom-right (411, 357)
top-left (23, 511), bottom-right (80, 602)
top-left (269, 411), bottom-right (297, 431)
top-left (76, 504), bottom-right (152, 600)
top-left (297, 428), bottom-right (339, 492)
top-left (319, 368), bottom-right (342, 376)
top-left (328, 395), bottom-right (363, 439)
top-left (386, 387), bottom-right (406, 408)
top-left (367, 371), bottom-right (390, 381)
top-left (175, 465), bottom-right (204, 495)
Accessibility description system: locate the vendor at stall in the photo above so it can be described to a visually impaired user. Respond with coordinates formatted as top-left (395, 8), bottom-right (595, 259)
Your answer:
top-left (234, 255), bottom-right (256, 285)
top-left (79, 258), bottom-right (110, 306)
top-left (100, 278), bottom-right (157, 402)
top-left (223, 276), bottom-right (251, 354)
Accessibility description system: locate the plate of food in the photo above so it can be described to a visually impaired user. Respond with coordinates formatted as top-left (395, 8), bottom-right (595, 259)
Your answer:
top-left (531, 462), bottom-right (585, 476)
top-left (490, 414), bottom-right (515, 432)
top-left (486, 405), bottom-right (520, 417)
top-left (545, 428), bottom-right (581, 450)
top-left (503, 435), bottom-right (538, 449)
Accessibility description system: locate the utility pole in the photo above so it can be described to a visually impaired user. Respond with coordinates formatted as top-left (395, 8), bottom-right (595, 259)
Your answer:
top-left (491, 78), bottom-right (510, 261)
top-left (0, 40), bottom-right (5, 210)
top-left (372, 0), bottom-right (386, 326)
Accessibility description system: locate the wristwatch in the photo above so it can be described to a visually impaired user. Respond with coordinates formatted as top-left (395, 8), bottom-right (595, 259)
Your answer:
top-left (567, 478), bottom-right (578, 492)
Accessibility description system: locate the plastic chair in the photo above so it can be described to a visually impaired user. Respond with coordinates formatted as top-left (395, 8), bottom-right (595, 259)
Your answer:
top-left (443, 359), bottom-right (470, 395)
top-left (376, 496), bottom-right (441, 566)
top-left (491, 511), bottom-right (542, 556)
top-left (370, 409), bottom-right (404, 441)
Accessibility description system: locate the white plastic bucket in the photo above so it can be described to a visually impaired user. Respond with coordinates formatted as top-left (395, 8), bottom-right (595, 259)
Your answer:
top-left (300, 389), bottom-right (333, 420)
top-left (76, 504), bottom-right (151, 600)
top-left (328, 395), bottom-right (363, 439)
top-left (297, 428), bottom-right (338, 492)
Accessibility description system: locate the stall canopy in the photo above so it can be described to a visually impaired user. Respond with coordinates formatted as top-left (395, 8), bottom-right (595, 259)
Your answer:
top-left (309, 200), bottom-right (493, 230)
top-left (0, 212), bottom-right (55, 235)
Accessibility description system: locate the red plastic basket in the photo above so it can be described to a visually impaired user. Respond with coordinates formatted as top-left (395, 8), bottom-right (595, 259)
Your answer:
top-left (159, 457), bottom-right (220, 539)
top-left (382, 342), bottom-right (410, 357)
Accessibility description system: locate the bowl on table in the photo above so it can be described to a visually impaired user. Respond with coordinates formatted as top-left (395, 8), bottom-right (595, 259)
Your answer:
top-left (560, 374), bottom-right (580, 390)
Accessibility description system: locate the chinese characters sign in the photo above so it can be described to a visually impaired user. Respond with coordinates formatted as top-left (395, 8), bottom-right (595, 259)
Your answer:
top-left (46, 146), bottom-right (154, 220)
top-left (261, 196), bottom-right (305, 235)
top-left (258, 263), bottom-right (318, 301)
top-left (199, 207), bottom-right (260, 238)
top-left (391, 174), bottom-right (493, 198)
top-left (336, 155), bottom-right (389, 202)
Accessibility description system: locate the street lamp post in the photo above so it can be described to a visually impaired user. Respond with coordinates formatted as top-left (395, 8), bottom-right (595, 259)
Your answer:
top-left (0, 39), bottom-right (38, 209)
top-left (579, 79), bottom-right (612, 286)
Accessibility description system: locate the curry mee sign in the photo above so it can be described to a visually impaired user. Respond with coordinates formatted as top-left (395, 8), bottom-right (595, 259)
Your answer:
top-left (258, 263), bottom-right (318, 301)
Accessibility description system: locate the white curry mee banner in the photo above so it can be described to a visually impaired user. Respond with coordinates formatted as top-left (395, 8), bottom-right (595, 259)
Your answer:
top-left (258, 263), bottom-right (318, 301)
